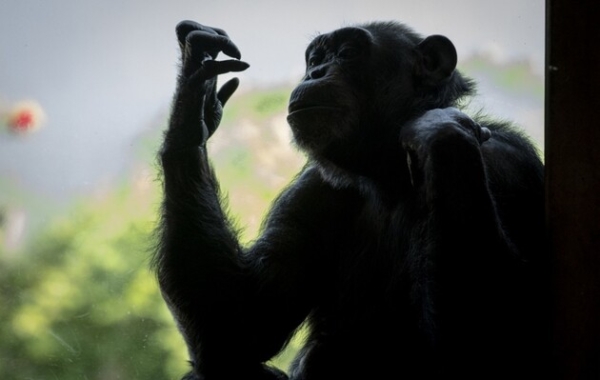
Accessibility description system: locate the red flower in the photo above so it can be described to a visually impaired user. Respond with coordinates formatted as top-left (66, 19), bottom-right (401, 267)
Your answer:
top-left (6, 100), bottom-right (45, 135)
top-left (11, 110), bottom-right (34, 130)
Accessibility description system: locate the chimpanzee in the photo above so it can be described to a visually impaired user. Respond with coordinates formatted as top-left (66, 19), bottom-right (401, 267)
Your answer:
top-left (155, 20), bottom-right (549, 380)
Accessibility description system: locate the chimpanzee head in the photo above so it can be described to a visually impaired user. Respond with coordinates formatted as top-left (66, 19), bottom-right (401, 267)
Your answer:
top-left (286, 21), bottom-right (474, 174)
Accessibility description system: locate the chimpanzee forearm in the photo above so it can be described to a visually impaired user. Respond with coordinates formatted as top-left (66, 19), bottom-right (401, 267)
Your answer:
top-left (158, 147), bottom-right (240, 294)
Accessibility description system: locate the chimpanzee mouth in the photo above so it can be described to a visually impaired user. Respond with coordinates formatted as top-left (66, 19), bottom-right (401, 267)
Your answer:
top-left (287, 102), bottom-right (342, 115)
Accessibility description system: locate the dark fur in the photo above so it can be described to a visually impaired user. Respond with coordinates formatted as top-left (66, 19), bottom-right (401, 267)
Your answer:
top-left (155, 21), bottom-right (549, 379)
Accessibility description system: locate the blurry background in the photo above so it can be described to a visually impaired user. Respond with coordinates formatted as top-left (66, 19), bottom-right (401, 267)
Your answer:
top-left (0, 0), bottom-right (544, 378)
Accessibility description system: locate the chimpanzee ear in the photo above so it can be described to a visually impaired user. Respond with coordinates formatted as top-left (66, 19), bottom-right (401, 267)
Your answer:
top-left (416, 35), bottom-right (457, 85)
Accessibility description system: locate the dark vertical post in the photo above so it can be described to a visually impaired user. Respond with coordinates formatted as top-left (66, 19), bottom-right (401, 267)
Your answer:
top-left (546, 1), bottom-right (600, 378)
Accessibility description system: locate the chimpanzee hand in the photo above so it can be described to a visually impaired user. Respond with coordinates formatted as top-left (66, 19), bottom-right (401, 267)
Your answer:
top-left (401, 108), bottom-right (491, 187)
top-left (172, 21), bottom-right (249, 145)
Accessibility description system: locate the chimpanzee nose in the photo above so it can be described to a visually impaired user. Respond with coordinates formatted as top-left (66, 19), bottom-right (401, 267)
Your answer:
top-left (308, 64), bottom-right (328, 80)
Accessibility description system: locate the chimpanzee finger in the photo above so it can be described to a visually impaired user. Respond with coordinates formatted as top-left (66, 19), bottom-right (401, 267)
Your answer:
top-left (479, 126), bottom-right (492, 143)
top-left (176, 21), bottom-right (227, 47)
top-left (188, 60), bottom-right (248, 85)
top-left (202, 59), bottom-right (249, 75)
top-left (177, 21), bottom-right (212, 55)
top-left (457, 117), bottom-right (491, 144)
top-left (447, 108), bottom-right (491, 144)
top-left (217, 78), bottom-right (240, 106)
top-left (177, 20), bottom-right (201, 47)
top-left (186, 31), bottom-right (242, 61)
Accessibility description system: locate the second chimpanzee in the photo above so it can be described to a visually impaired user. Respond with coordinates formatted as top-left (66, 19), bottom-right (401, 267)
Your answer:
top-left (155, 20), bottom-right (549, 379)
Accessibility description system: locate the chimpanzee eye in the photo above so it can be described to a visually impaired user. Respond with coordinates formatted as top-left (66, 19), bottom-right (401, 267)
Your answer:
top-left (307, 52), bottom-right (324, 68)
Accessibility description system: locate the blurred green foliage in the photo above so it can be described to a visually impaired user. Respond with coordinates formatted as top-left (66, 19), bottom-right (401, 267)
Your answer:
top-left (0, 185), bottom-right (191, 378)
top-left (460, 55), bottom-right (544, 98)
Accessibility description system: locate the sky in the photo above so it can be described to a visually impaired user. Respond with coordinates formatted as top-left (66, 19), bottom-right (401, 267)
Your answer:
top-left (0, 0), bottom-right (545, 201)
